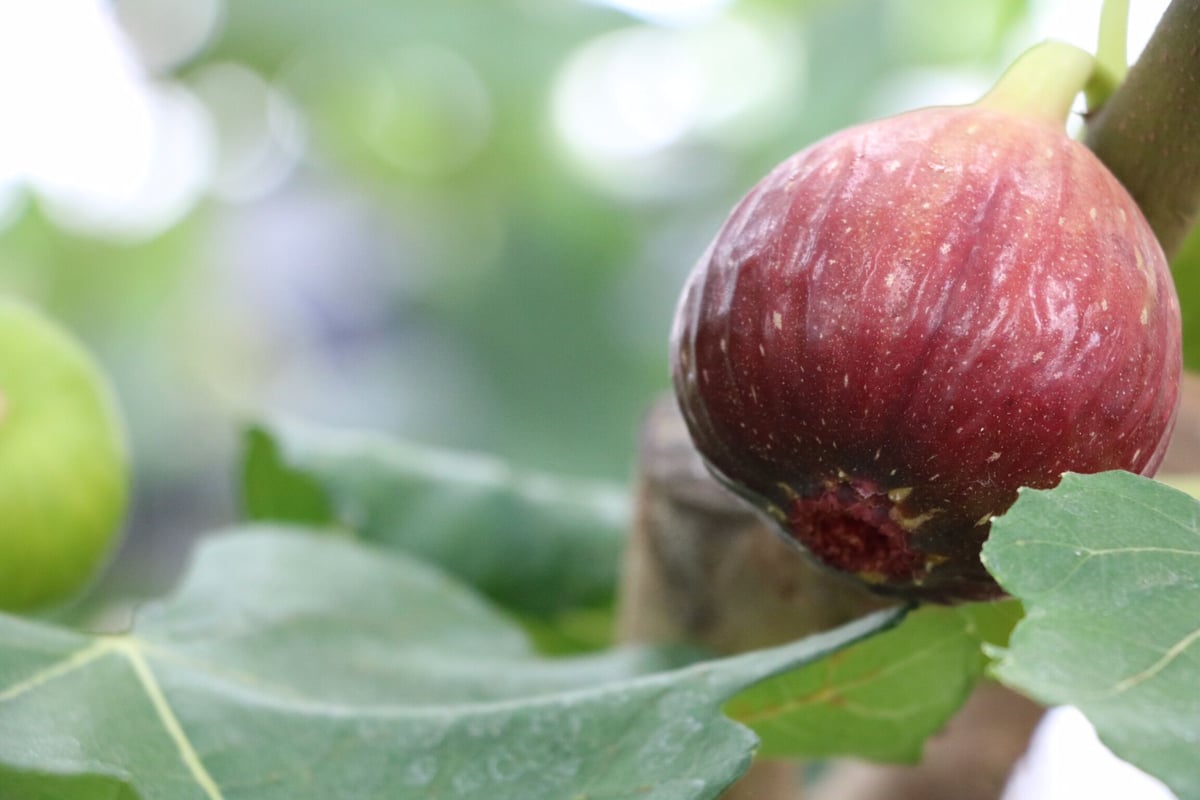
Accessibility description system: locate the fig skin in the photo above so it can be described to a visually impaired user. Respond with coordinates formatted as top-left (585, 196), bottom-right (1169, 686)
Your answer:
top-left (671, 105), bottom-right (1182, 603)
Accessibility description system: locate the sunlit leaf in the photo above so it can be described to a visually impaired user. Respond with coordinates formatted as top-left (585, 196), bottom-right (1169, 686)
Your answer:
top-left (725, 600), bottom-right (1022, 762)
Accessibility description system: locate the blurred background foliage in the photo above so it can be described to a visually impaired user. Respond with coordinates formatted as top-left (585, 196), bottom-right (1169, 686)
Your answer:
top-left (0, 0), bottom-right (1187, 600)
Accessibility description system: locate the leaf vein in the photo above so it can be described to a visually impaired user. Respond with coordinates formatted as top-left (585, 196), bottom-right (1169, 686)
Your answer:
top-left (734, 631), bottom-right (968, 724)
top-left (1107, 492), bottom-right (1200, 541)
top-left (1107, 624), bottom-right (1200, 696)
top-left (1007, 539), bottom-right (1200, 558)
top-left (0, 640), bottom-right (113, 703)
top-left (116, 640), bottom-right (225, 800)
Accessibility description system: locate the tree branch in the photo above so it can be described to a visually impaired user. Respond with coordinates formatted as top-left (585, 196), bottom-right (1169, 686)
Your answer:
top-left (1086, 0), bottom-right (1200, 259)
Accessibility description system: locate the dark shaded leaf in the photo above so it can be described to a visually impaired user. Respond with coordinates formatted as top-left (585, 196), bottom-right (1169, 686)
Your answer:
top-left (241, 422), bottom-right (628, 618)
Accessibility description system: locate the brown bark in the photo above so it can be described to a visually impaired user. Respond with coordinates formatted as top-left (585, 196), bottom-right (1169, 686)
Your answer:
top-left (616, 397), bottom-right (890, 656)
top-left (1159, 371), bottom-right (1200, 473)
top-left (1085, 0), bottom-right (1200, 260)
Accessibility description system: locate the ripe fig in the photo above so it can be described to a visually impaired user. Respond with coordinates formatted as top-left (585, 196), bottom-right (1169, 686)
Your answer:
top-left (670, 50), bottom-right (1182, 603)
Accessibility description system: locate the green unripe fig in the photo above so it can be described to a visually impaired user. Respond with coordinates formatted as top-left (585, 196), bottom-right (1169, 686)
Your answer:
top-left (0, 298), bottom-right (128, 611)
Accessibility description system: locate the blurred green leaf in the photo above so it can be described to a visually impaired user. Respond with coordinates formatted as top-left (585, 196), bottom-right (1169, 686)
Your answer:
top-left (242, 427), bottom-right (334, 524)
top-left (0, 527), bottom-right (904, 800)
top-left (959, 596), bottom-right (1024, 650)
top-left (725, 600), bottom-right (1021, 762)
top-left (517, 606), bottom-right (620, 656)
top-left (884, 0), bottom-right (1029, 65)
top-left (1170, 223), bottom-right (1200, 370)
top-left (241, 421), bottom-right (628, 618)
top-left (0, 770), bottom-right (137, 800)
top-left (982, 471), bottom-right (1200, 800)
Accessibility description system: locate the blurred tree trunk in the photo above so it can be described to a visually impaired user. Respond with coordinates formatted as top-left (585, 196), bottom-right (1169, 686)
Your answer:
top-left (617, 396), bottom-right (1044, 800)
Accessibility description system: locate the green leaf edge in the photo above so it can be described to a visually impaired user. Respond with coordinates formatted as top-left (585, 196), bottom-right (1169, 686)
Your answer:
top-left (0, 527), bottom-right (909, 800)
top-left (981, 470), bottom-right (1200, 800)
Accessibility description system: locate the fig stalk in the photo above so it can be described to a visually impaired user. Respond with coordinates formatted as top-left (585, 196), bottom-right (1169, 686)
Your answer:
top-left (975, 41), bottom-right (1094, 125)
top-left (1086, 0), bottom-right (1130, 109)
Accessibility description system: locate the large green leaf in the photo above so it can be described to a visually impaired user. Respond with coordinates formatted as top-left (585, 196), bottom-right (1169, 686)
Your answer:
top-left (241, 422), bottom-right (628, 618)
top-left (726, 600), bottom-right (1022, 762)
top-left (0, 527), bottom-right (904, 800)
top-left (982, 471), bottom-right (1200, 800)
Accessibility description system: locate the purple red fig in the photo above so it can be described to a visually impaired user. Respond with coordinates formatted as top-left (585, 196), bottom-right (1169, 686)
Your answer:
top-left (670, 49), bottom-right (1182, 603)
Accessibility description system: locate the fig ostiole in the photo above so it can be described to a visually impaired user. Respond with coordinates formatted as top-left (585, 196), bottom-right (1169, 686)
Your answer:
top-left (670, 43), bottom-right (1182, 603)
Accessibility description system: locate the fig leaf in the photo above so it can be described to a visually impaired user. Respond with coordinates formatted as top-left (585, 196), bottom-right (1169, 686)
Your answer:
top-left (0, 527), bottom-right (904, 800)
top-left (241, 421), bottom-right (628, 619)
top-left (725, 600), bottom-right (1022, 762)
top-left (983, 471), bottom-right (1200, 800)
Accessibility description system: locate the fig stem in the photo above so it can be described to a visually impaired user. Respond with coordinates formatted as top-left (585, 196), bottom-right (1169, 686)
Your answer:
top-left (975, 40), bottom-right (1095, 126)
top-left (1085, 0), bottom-right (1200, 260)
top-left (1085, 0), bottom-right (1129, 110)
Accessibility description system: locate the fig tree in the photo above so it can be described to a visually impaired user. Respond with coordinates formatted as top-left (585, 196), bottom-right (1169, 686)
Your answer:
top-left (670, 44), bottom-right (1182, 602)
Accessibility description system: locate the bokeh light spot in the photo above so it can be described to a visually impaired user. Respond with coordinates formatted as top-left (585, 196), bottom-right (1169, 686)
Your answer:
top-left (552, 15), bottom-right (800, 197)
top-left (190, 62), bottom-right (306, 203)
top-left (361, 45), bottom-right (493, 179)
